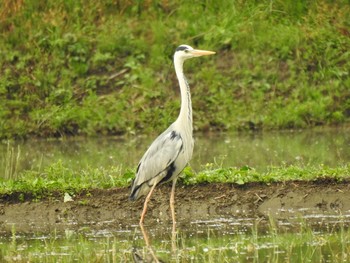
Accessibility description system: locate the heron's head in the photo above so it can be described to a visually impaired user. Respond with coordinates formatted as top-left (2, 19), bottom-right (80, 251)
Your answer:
top-left (174, 45), bottom-right (215, 62)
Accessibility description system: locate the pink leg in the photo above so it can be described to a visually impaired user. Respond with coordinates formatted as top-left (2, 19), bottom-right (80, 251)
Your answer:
top-left (140, 183), bottom-right (157, 225)
top-left (170, 178), bottom-right (178, 252)
top-left (170, 178), bottom-right (178, 231)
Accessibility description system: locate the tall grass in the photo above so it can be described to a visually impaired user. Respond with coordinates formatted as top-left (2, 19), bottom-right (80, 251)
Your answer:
top-left (0, 0), bottom-right (349, 138)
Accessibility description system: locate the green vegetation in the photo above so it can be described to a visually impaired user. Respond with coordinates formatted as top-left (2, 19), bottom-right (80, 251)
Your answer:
top-left (1, 216), bottom-right (349, 262)
top-left (182, 164), bottom-right (350, 185)
top-left (0, 160), bottom-right (134, 198)
top-left (0, 161), bottom-right (348, 199)
top-left (1, 0), bottom-right (349, 138)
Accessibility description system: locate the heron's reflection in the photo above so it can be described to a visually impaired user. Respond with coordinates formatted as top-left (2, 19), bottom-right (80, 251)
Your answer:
top-left (132, 223), bottom-right (178, 263)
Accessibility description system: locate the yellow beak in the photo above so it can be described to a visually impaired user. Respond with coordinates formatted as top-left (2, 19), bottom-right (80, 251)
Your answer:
top-left (190, 49), bottom-right (216, 57)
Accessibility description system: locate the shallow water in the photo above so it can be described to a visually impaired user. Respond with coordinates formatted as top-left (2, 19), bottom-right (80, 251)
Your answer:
top-left (1, 126), bottom-right (349, 178)
top-left (1, 211), bottom-right (350, 262)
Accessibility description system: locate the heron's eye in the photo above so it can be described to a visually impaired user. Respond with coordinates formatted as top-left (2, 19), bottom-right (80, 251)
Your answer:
top-left (184, 50), bottom-right (189, 53)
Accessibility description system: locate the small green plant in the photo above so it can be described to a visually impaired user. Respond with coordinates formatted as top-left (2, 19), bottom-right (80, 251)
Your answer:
top-left (78, 199), bottom-right (90, 206)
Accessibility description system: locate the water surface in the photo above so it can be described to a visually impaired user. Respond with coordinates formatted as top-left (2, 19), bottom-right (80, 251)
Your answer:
top-left (1, 212), bottom-right (349, 262)
top-left (1, 127), bottom-right (349, 178)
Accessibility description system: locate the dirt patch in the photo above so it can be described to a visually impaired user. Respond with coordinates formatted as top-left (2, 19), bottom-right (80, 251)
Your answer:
top-left (1, 179), bottom-right (350, 234)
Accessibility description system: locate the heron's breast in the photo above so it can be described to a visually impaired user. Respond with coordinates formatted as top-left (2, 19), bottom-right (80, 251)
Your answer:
top-left (180, 133), bottom-right (194, 162)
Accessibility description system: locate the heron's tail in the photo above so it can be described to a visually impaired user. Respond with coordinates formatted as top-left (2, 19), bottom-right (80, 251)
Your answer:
top-left (129, 191), bottom-right (138, 201)
top-left (129, 183), bottom-right (142, 201)
top-left (129, 182), bottom-right (151, 201)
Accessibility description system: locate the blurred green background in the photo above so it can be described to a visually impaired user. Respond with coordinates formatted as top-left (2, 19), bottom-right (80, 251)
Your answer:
top-left (0, 0), bottom-right (349, 139)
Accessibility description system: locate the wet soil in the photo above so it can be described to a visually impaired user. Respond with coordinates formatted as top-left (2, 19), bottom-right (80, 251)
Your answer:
top-left (1, 179), bottom-right (350, 234)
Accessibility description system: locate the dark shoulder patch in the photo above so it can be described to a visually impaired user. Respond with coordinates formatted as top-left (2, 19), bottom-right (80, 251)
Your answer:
top-left (170, 130), bottom-right (180, 140)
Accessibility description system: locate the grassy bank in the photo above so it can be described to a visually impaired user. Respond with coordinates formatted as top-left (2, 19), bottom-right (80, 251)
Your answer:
top-left (0, 0), bottom-right (349, 138)
top-left (0, 162), bottom-right (349, 199)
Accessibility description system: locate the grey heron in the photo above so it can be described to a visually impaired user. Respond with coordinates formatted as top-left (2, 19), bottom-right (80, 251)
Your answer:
top-left (129, 45), bottom-right (215, 225)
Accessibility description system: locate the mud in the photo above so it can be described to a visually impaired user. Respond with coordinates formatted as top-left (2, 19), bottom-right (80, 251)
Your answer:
top-left (1, 179), bottom-right (350, 234)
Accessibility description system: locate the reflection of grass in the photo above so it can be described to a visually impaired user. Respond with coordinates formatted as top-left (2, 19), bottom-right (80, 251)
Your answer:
top-left (0, 162), bottom-right (349, 198)
top-left (3, 141), bottom-right (21, 180)
top-left (1, 218), bottom-right (349, 262)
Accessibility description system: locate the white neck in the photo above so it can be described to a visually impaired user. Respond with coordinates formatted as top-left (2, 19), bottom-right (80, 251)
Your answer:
top-left (174, 57), bottom-right (192, 130)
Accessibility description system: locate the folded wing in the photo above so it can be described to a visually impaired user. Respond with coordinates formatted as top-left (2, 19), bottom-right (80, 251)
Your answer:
top-left (129, 129), bottom-right (183, 200)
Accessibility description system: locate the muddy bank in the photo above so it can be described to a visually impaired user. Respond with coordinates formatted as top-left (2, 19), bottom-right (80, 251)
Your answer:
top-left (1, 179), bottom-right (350, 234)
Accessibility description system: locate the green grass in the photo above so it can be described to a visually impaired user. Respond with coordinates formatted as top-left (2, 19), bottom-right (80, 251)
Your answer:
top-left (0, 0), bottom-right (349, 138)
top-left (182, 164), bottom-right (350, 185)
top-left (0, 161), bottom-right (349, 199)
top-left (0, 160), bottom-right (134, 199)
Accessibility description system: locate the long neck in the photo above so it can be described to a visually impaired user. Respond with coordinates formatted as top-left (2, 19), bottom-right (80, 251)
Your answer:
top-left (174, 58), bottom-right (192, 129)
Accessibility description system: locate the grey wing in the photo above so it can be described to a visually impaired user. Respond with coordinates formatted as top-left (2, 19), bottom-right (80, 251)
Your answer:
top-left (129, 130), bottom-right (183, 200)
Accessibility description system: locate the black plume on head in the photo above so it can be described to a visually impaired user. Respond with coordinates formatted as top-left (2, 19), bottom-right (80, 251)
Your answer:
top-left (175, 45), bottom-right (190, 52)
